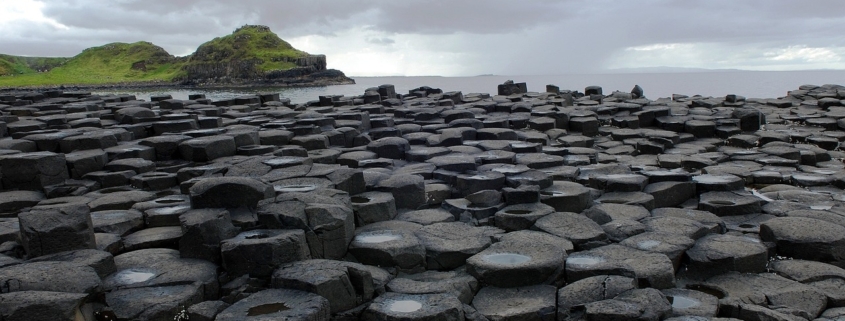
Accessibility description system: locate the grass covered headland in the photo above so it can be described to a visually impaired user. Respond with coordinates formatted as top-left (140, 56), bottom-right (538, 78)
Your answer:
top-left (0, 25), bottom-right (349, 87)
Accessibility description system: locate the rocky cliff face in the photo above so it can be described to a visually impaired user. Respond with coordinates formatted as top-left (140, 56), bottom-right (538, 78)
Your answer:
top-left (176, 25), bottom-right (353, 86)
top-left (181, 59), bottom-right (264, 80)
top-left (296, 55), bottom-right (328, 70)
top-left (179, 54), bottom-right (351, 86)
top-left (182, 55), bottom-right (327, 80)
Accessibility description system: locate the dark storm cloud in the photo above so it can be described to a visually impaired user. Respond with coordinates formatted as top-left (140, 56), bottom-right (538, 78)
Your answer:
top-left (27, 0), bottom-right (845, 42)
top-left (3, 0), bottom-right (845, 73)
top-left (41, 0), bottom-right (573, 36)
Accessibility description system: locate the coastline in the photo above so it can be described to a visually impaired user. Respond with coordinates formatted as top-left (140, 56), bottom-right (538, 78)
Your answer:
top-left (0, 75), bottom-right (356, 92)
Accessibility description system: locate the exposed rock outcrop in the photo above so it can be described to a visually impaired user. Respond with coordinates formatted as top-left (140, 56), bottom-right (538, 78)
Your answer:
top-left (177, 25), bottom-right (353, 86)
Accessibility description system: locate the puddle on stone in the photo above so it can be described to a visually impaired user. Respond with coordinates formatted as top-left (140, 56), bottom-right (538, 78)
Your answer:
top-left (605, 174), bottom-right (638, 179)
top-left (152, 205), bottom-right (191, 215)
top-left (810, 204), bottom-right (833, 210)
top-left (637, 240), bottom-right (662, 250)
top-left (742, 236), bottom-right (761, 243)
top-left (114, 269), bottom-right (156, 284)
top-left (242, 231), bottom-right (270, 239)
top-left (484, 253), bottom-right (531, 265)
top-left (388, 300), bottom-right (423, 313)
top-left (275, 185), bottom-right (317, 193)
top-left (567, 257), bottom-right (605, 266)
top-left (693, 176), bottom-right (733, 184)
top-left (264, 158), bottom-right (301, 167)
top-left (245, 233), bottom-right (269, 239)
top-left (511, 143), bottom-right (535, 148)
top-left (732, 150), bottom-right (758, 155)
top-left (247, 303), bottom-right (290, 316)
top-left (493, 167), bottom-right (525, 174)
top-left (671, 296), bottom-right (700, 309)
top-left (356, 233), bottom-right (402, 244)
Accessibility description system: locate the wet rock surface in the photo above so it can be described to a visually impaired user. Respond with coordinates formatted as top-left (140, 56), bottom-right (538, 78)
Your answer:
top-left (1, 83), bottom-right (845, 320)
top-left (215, 288), bottom-right (330, 321)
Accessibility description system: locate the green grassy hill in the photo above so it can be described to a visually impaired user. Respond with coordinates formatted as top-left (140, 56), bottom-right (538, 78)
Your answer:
top-left (187, 25), bottom-right (308, 71)
top-left (0, 42), bottom-right (185, 86)
top-left (0, 25), bottom-right (323, 87)
top-left (0, 54), bottom-right (69, 76)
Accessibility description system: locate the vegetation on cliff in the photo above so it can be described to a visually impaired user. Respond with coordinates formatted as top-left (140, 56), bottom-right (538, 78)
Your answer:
top-left (186, 25), bottom-right (308, 72)
top-left (0, 25), bottom-right (342, 87)
top-left (0, 42), bottom-right (184, 86)
top-left (0, 54), bottom-right (69, 76)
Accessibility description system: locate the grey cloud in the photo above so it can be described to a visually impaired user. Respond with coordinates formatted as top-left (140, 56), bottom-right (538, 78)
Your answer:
top-left (366, 37), bottom-right (395, 45)
top-left (2, 0), bottom-right (844, 74)
top-left (369, 0), bottom-right (577, 35)
top-left (33, 0), bottom-right (845, 46)
top-left (37, 0), bottom-right (576, 37)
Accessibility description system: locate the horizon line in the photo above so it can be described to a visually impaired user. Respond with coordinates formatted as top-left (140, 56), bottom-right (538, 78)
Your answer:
top-left (347, 68), bottom-right (845, 78)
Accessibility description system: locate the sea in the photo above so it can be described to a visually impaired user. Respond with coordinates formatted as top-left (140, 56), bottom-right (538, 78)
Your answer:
top-left (91, 70), bottom-right (845, 105)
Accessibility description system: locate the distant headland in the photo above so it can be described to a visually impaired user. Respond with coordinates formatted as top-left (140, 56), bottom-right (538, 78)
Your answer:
top-left (0, 25), bottom-right (355, 89)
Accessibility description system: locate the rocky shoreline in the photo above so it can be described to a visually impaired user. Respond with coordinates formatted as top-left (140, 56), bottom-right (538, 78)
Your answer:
top-left (0, 69), bottom-right (355, 92)
top-left (0, 81), bottom-right (844, 320)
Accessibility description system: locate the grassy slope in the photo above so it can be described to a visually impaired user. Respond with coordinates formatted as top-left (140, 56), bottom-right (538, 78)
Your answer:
top-left (0, 54), bottom-right (70, 76)
top-left (0, 25), bottom-right (310, 87)
top-left (2, 42), bottom-right (186, 86)
top-left (186, 25), bottom-right (308, 71)
top-left (0, 42), bottom-right (185, 86)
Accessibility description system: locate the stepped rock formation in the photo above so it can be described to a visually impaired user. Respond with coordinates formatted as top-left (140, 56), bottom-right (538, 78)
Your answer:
top-left (4, 82), bottom-right (845, 320)
top-left (179, 25), bottom-right (350, 86)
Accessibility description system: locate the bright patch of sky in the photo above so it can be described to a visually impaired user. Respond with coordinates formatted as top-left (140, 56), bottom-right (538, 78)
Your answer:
top-left (0, 0), bottom-right (66, 29)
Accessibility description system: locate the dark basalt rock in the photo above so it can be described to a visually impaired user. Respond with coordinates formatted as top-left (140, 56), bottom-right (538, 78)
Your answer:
top-left (691, 272), bottom-right (827, 320)
top-left (414, 222), bottom-right (502, 270)
top-left (386, 269), bottom-right (478, 304)
top-left (348, 229), bottom-right (426, 271)
top-left (221, 229), bottom-right (310, 278)
top-left (216, 288), bottom-right (330, 321)
top-left (0, 291), bottom-right (89, 321)
top-left (189, 177), bottom-right (274, 209)
top-left (1, 82), bottom-right (845, 319)
top-left (179, 208), bottom-right (239, 264)
top-left (472, 285), bottom-right (556, 321)
top-left (466, 238), bottom-right (565, 288)
top-left (0, 261), bottom-right (101, 294)
top-left (760, 216), bottom-right (845, 262)
top-left (18, 203), bottom-right (96, 257)
top-left (28, 248), bottom-right (116, 278)
top-left (684, 233), bottom-right (768, 278)
top-left (0, 151), bottom-right (68, 190)
top-left (272, 259), bottom-right (391, 313)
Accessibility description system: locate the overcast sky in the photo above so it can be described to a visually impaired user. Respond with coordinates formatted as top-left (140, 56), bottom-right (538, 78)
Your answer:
top-left (2, 0), bottom-right (845, 76)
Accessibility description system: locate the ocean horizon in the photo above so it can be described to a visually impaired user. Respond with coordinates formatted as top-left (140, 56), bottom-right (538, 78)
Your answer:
top-left (93, 70), bottom-right (845, 104)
